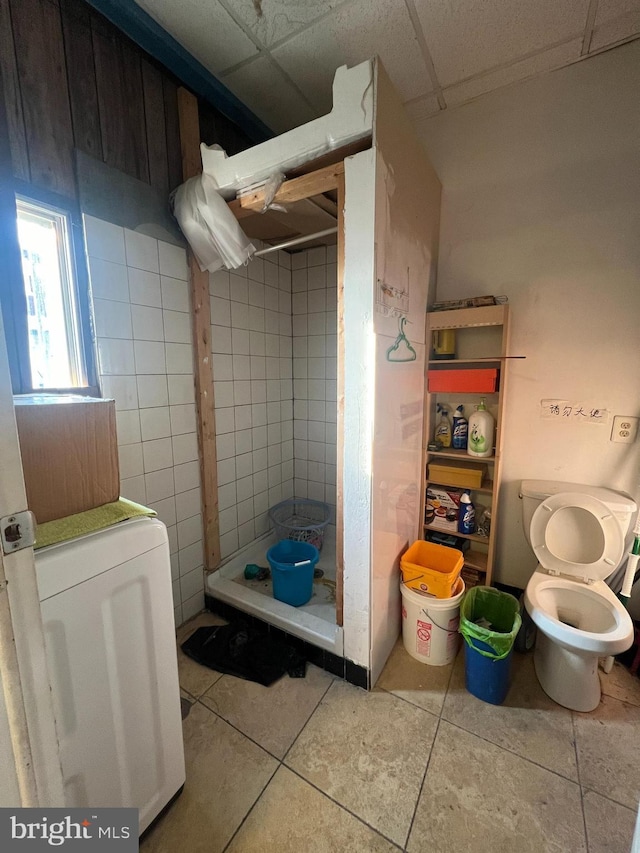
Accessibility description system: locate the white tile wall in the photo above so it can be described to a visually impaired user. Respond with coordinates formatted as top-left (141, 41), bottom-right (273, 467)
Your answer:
top-left (210, 247), bottom-right (295, 561)
top-left (85, 215), bottom-right (204, 626)
top-left (291, 244), bottom-right (338, 519)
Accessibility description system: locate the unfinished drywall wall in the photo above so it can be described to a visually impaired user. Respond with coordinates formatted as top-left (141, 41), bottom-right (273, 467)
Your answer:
top-left (420, 40), bottom-right (640, 589)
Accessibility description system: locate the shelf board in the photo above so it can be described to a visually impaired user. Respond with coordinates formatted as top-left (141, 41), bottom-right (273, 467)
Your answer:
top-left (428, 304), bottom-right (507, 330)
top-left (428, 357), bottom-right (502, 365)
top-left (463, 549), bottom-right (488, 573)
top-left (426, 448), bottom-right (496, 462)
top-left (427, 478), bottom-right (494, 494)
top-left (423, 523), bottom-right (490, 545)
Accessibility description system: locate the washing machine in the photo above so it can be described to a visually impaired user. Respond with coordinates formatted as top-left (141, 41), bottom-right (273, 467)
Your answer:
top-left (35, 517), bottom-right (185, 833)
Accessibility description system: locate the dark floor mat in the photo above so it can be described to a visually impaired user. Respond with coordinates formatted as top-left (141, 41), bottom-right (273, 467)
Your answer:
top-left (181, 621), bottom-right (306, 686)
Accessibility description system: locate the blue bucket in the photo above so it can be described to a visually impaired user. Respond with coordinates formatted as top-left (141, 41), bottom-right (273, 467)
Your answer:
top-left (463, 637), bottom-right (514, 705)
top-left (267, 540), bottom-right (319, 607)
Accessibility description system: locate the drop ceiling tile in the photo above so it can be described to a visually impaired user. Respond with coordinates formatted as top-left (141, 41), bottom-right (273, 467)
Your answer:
top-left (443, 38), bottom-right (583, 107)
top-left (590, 0), bottom-right (640, 51)
top-left (221, 56), bottom-right (318, 133)
top-left (271, 0), bottom-right (429, 114)
top-left (228, 0), bottom-right (344, 49)
top-left (133, 0), bottom-right (258, 75)
top-left (413, 0), bottom-right (588, 87)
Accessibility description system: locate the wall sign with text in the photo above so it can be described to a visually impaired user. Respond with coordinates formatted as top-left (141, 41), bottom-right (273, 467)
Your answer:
top-left (540, 400), bottom-right (610, 424)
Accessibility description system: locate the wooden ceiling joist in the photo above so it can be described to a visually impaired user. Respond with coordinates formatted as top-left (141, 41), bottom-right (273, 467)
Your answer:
top-left (228, 161), bottom-right (345, 220)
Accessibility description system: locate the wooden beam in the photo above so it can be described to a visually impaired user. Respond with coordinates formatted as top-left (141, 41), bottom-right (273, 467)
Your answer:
top-left (335, 172), bottom-right (345, 628)
top-left (177, 86), bottom-right (221, 571)
top-left (228, 161), bottom-right (345, 220)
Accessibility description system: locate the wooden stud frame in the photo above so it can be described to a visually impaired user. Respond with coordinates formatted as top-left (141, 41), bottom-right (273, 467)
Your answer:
top-left (177, 87), bottom-right (221, 571)
top-left (228, 161), bottom-right (345, 219)
top-left (335, 173), bottom-right (345, 627)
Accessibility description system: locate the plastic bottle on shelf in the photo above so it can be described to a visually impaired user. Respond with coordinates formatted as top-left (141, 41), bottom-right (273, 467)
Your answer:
top-left (452, 405), bottom-right (468, 450)
top-left (458, 491), bottom-right (476, 534)
top-left (434, 404), bottom-right (452, 448)
top-left (467, 398), bottom-right (495, 458)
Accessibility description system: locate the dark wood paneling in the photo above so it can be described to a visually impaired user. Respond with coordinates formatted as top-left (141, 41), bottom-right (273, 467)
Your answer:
top-left (60, 0), bottom-right (103, 161)
top-left (142, 59), bottom-right (169, 195)
top-left (0, 0), bottom-right (29, 181)
top-left (3, 0), bottom-right (251, 199)
top-left (92, 15), bottom-right (132, 178)
top-left (120, 40), bottom-right (148, 183)
top-left (9, 0), bottom-right (75, 196)
top-left (163, 77), bottom-right (183, 192)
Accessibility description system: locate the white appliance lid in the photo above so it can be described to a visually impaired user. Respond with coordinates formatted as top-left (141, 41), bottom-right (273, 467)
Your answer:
top-left (530, 492), bottom-right (625, 581)
top-left (521, 480), bottom-right (637, 513)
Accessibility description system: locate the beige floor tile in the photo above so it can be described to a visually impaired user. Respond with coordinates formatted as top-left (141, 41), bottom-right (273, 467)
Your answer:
top-left (582, 789), bottom-right (637, 853)
top-left (442, 651), bottom-right (578, 780)
top-left (141, 702), bottom-right (277, 853)
top-left (226, 766), bottom-right (399, 853)
top-left (574, 693), bottom-right (640, 809)
top-left (200, 664), bottom-right (334, 758)
top-left (285, 679), bottom-right (437, 847)
top-left (600, 661), bottom-right (640, 707)
top-left (408, 720), bottom-right (586, 853)
top-left (375, 638), bottom-right (455, 716)
top-left (176, 611), bottom-right (226, 698)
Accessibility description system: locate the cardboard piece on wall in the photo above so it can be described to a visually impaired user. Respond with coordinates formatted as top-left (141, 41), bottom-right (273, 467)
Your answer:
top-left (14, 395), bottom-right (120, 524)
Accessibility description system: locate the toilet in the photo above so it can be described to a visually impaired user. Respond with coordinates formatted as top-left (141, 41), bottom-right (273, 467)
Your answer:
top-left (520, 480), bottom-right (636, 712)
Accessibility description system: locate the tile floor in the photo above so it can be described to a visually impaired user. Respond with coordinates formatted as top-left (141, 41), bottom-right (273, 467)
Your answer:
top-left (141, 611), bottom-right (640, 852)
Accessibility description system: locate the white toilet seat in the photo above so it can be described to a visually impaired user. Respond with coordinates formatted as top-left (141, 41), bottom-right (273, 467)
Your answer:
top-left (530, 492), bottom-right (624, 581)
top-left (525, 569), bottom-right (632, 656)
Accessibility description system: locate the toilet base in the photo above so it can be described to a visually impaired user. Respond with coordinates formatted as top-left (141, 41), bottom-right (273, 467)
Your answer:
top-left (533, 631), bottom-right (601, 712)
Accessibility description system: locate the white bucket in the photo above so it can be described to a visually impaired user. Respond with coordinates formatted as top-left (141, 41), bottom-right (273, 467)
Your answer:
top-left (400, 577), bottom-right (465, 666)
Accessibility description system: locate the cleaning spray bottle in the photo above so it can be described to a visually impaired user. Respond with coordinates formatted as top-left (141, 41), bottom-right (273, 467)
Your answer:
top-left (467, 398), bottom-right (495, 458)
top-left (452, 405), bottom-right (468, 450)
top-left (458, 490), bottom-right (476, 534)
top-left (434, 404), bottom-right (452, 448)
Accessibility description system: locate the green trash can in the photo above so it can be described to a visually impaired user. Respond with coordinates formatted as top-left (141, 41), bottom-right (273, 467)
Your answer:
top-left (460, 586), bottom-right (522, 705)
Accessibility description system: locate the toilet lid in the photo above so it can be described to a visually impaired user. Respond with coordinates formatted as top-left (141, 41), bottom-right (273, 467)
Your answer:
top-left (530, 492), bottom-right (625, 581)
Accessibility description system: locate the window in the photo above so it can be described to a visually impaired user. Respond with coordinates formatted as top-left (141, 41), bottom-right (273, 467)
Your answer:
top-left (10, 195), bottom-right (97, 394)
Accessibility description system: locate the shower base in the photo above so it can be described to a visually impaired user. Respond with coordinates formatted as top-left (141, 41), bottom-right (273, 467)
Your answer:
top-left (206, 524), bottom-right (343, 655)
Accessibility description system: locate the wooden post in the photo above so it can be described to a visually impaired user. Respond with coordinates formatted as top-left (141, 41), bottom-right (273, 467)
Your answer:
top-left (335, 172), bottom-right (345, 627)
top-left (177, 87), bottom-right (220, 570)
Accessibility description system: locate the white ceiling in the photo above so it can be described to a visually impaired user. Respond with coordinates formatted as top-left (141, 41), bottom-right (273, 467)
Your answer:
top-left (135, 0), bottom-right (640, 135)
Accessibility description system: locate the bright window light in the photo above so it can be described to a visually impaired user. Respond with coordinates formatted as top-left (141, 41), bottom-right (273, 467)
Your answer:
top-left (16, 198), bottom-right (87, 390)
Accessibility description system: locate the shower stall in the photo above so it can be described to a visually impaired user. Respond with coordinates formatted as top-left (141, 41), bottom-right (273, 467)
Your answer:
top-left (200, 59), bottom-right (441, 684)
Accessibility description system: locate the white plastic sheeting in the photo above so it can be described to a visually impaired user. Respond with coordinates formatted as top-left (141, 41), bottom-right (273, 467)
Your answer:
top-left (172, 173), bottom-right (255, 272)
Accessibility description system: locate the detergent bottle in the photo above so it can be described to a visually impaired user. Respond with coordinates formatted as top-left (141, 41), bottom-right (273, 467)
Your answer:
top-left (467, 398), bottom-right (494, 458)
top-left (434, 404), bottom-right (452, 448)
top-left (452, 405), bottom-right (468, 450)
top-left (458, 491), bottom-right (476, 534)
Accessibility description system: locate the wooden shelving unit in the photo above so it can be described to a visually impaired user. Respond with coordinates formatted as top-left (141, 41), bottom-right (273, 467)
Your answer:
top-left (421, 304), bottom-right (511, 587)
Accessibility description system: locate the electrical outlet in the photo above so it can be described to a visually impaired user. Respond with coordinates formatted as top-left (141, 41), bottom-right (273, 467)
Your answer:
top-left (611, 415), bottom-right (639, 444)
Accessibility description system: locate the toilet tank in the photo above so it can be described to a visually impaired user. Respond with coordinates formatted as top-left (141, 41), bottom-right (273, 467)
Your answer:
top-left (520, 480), bottom-right (637, 545)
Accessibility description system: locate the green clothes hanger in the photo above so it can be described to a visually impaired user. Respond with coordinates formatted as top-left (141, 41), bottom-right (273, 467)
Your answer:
top-left (386, 317), bottom-right (416, 362)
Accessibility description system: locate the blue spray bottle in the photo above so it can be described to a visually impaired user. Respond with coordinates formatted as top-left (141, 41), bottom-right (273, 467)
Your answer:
top-left (452, 405), bottom-right (468, 450)
top-left (458, 490), bottom-right (476, 535)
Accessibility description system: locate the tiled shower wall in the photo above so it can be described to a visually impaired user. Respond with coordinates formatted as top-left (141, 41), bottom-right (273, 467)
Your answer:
top-left (210, 247), bottom-right (295, 561)
top-left (291, 246), bottom-right (338, 520)
top-left (84, 215), bottom-right (204, 627)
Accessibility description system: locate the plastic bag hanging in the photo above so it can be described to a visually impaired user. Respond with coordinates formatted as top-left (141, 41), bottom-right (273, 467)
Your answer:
top-left (172, 172), bottom-right (255, 272)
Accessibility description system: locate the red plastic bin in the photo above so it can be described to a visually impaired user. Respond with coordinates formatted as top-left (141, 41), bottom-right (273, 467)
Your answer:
top-left (428, 369), bottom-right (498, 393)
